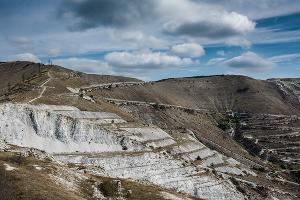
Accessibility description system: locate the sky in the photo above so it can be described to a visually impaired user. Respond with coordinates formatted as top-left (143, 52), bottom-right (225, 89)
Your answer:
top-left (0, 0), bottom-right (300, 80)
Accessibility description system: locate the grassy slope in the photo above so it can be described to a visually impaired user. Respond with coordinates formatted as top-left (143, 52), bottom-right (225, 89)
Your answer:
top-left (90, 75), bottom-right (300, 115)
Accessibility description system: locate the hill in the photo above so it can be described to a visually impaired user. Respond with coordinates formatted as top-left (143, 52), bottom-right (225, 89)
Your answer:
top-left (0, 61), bottom-right (299, 200)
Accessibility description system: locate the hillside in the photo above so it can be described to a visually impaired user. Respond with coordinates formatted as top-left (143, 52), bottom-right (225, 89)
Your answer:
top-left (0, 61), bottom-right (299, 200)
top-left (86, 75), bottom-right (300, 115)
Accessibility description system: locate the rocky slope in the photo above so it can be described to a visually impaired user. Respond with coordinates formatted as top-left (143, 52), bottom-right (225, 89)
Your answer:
top-left (0, 103), bottom-right (251, 199)
top-left (0, 61), bottom-right (299, 200)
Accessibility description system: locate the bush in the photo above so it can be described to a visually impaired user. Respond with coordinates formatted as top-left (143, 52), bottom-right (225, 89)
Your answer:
top-left (256, 186), bottom-right (268, 197)
top-left (152, 103), bottom-right (166, 110)
top-left (218, 121), bottom-right (231, 131)
top-left (98, 181), bottom-right (118, 197)
top-left (237, 87), bottom-right (249, 93)
top-left (7, 153), bottom-right (25, 166)
top-left (184, 108), bottom-right (195, 114)
top-left (196, 156), bottom-right (202, 161)
top-left (252, 166), bottom-right (266, 173)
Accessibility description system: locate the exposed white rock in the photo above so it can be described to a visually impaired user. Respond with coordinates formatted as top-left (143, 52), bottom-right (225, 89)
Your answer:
top-left (53, 110), bottom-right (126, 124)
top-left (83, 95), bottom-right (95, 103)
top-left (146, 138), bottom-right (176, 148)
top-left (56, 152), bottom-right (245, 200)
top-left (0, 103), bottom-right (256, 199)
top-left (201, 154), bottom-right (225, 167)
top-left (32, 164), bottom-right (42, 170)
top-left (0, 103), bottom-right (144, 153)
top-left (3, 163), bottom-right (17, 171)
top-left (215, 166), bottom-right (244, 176)
top-left (121, 127), bottom-right (174, 142)
top-left (226, 158), bottom-right (241, 166)
top-left (171, 142), bottom-right (205, 155)
top-left (160, 191), bottom-right (192, 200)
top-left (66, 87), bottom-right (80, 94)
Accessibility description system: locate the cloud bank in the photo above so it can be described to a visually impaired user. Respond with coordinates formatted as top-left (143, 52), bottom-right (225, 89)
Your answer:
top-left (105, 49), bottom-right (193, 72)
top-left (171, 43), bottom-right (205, 58)
top-left (223, 52), bottom-right (275, 71)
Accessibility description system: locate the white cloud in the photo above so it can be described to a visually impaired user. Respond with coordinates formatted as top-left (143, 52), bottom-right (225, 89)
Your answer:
top-left (52, 50), bottom-right (196, 79)
top-left (9, 53), bottom-right (41, 63)
top-left (61, 0), bottom-right (255, 40)
top-left (105, 49), bottom-right (193, 72)
top-left (225, 37), bottom-right (252, 48)
top-left (160, 0), bottom-right (256, 37)
top-left (269, 54), bottom-right (300, 63)
top-left (207, 57), bottom-right (226, 65)
top-left (223, 51), bottom-right (275, 71)
top-left (53, 58), bottom-right (113, 74)
top-left (171, 43), bottom-right (205, 58)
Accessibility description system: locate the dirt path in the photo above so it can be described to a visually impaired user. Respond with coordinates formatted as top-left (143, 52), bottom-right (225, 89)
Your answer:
top-left (28, 71), bottom-right (52, 103)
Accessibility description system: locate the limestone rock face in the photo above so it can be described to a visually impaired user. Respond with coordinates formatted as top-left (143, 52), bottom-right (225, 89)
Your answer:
top-left (0, 103), bottom-right (144, 153)
top-left (0, 103), bottom-right (253, 199)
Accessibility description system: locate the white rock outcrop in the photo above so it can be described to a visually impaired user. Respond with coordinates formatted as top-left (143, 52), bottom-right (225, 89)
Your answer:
top-left (0, 103), bottom-right (252, 200)
top-left (0, 104), bottom-right (143, 153)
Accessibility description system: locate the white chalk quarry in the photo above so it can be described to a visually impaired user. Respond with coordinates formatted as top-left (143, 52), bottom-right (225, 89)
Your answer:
top-left (0, 103), bottom-right (257, 200)
top-left (0, 103), bottom-right (147, 153)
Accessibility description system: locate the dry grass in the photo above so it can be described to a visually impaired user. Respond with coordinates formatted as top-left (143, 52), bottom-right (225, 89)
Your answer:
top-left (0, 152), bottom-right (86, 200)
top-left (84, 175), bottom-right (197, 200)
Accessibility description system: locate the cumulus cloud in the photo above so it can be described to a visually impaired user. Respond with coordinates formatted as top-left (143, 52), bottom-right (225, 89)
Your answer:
top-left (105, 49), bottom-right (193, 72)
top-left (9, 53), bottom-right (41, 63)
top-left (53, 58), bottom-right (113, 74)
top-left (223, 52), bottom-right (275, 71)
top-left (171, 43), bottom-right (205, 58)
top-left (52, 50), bottom-right (195, 78)
top-left (163, 12), bottom-right (255, 39)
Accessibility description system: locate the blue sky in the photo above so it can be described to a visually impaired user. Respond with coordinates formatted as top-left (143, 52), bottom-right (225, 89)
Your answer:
top-left (0, 0), bottom-right (300, 80)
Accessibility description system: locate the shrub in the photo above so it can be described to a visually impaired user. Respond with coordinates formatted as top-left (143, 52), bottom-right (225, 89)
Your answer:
top-left (7, 153), bottom-right (25, 166)
top-left (98, 181), bottom-right (118, 197)
top-left (256, 186), bottom-right (268, 197)
top-left (237, 87), bottom-right (249, 93)
top-left (218, 121), bottom-right (231, 131)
